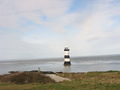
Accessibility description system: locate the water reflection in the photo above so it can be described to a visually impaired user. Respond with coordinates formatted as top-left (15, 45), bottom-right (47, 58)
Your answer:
top-left (63, 65), bottom-right (71, 72)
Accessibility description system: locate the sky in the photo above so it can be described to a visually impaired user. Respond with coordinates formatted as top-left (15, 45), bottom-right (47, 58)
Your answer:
top-left (0, 0), bottom-right (120, 60)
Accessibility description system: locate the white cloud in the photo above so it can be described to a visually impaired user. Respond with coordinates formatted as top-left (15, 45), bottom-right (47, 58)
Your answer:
top-left (0, 31), bottom-right (60, 60)
top-left (0, 0), bottom-right (72, 27)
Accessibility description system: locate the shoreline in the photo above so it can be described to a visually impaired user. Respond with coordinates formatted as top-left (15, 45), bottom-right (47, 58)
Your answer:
top-left (1, 70), bottom-right (120, 76)
top-left (0, 70), bottom-right (120, 90)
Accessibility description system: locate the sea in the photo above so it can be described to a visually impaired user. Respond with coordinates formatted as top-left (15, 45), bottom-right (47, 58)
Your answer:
top-left (0, 54), bottom-right (120, 75)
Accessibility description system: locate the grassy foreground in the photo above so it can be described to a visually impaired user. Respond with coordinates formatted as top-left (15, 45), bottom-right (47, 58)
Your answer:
top-left (0, 71), bottom-right (120, 90)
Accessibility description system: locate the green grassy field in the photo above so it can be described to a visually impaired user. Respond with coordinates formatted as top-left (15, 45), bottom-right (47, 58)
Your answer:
top-left (0, 71), bottom-right (120, 90)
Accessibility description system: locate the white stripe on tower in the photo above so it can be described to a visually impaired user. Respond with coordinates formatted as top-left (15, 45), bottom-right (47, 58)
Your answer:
top-left (64, 58), bottom-right (70, 62)
top-left (64, 51), bottom-right (69, 55)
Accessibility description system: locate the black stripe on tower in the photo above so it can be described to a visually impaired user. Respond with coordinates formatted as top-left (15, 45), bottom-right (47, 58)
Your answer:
top-left (64, 62), bottom-right (71, 66)
top-left (64, 55), bottom-right (70, 58)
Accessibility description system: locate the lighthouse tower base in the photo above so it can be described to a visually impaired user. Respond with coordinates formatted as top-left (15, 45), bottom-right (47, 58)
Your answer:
top-left (64, 61), bottom-right (71, 66)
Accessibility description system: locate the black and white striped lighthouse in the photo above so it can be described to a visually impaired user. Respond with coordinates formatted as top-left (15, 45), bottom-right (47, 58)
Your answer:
top-left (64, 47), bottom-right (71, 66)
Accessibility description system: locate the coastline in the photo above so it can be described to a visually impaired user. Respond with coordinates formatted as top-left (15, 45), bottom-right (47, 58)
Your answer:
top-left (0, 70), bottom-right (120, 90)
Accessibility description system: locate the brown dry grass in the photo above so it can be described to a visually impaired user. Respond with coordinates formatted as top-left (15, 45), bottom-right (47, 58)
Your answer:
top-left (0, 72), bottom-right (55, 84)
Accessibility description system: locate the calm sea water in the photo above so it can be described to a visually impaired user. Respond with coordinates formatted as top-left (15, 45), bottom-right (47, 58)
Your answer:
top-left (0, 55), bottom-right (120, 75)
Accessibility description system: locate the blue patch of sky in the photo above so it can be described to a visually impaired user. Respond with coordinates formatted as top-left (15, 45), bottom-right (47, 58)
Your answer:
top-left (40, 15), bottom-right (56, 23)
top-left (109, 0), bottom-right (120, 10)
top-left (0, 27), bottom-right (23, 35)
top-left (40, 15), bottom-right (57, 22)
top-left (0, 27), bottom-right (9, 30)
top-left (68, 0), bottom-right (95, 13)
top-left (0, 27), bottom-right (16, 32)
top-left (112, 16), bottom-right (120, 24)
top-left (40, 15), bottom-right (48, 22)
top-left (111, 0), bottom-right (120, 5)
top-left (0, 27), bottom-right (10, 34)
top-left (109, 16), bottom-right (120, 30)
top-left (103, 15), bottom-right (120, 32)
top-left (19, 15), bottom-right (64, 39)
top-left (64, 25), bottom-right (79, 37)
top-left (19, 17), bottom-right (36, 27)
top-left (20, 15), bottom-right (54, 28)
top-left (23, 23), bottom-right (64, 39)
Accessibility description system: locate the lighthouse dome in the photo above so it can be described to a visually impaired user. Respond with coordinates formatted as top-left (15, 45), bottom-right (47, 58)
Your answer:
top-left (64, 47), bottom-right (70, 51)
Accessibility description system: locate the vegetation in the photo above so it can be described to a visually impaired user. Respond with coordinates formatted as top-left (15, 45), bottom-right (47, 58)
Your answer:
top-left (0, 71), bottom-right (120, 90)
top-left (0, 72), bottom-right (55, 84)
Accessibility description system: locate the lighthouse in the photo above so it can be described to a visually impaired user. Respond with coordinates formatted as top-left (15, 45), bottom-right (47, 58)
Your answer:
top-left (64, 47), bottom-right (71, 66)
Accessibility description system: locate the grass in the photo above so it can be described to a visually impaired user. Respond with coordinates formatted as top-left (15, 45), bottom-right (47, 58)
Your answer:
top-left (0, 71), bottom-right (120, 90)
top-left (0, 72), bottom-right (55, 84)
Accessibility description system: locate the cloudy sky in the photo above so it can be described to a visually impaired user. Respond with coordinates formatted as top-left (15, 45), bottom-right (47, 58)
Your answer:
top-left (0, 0), bottom-right (120, 60)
